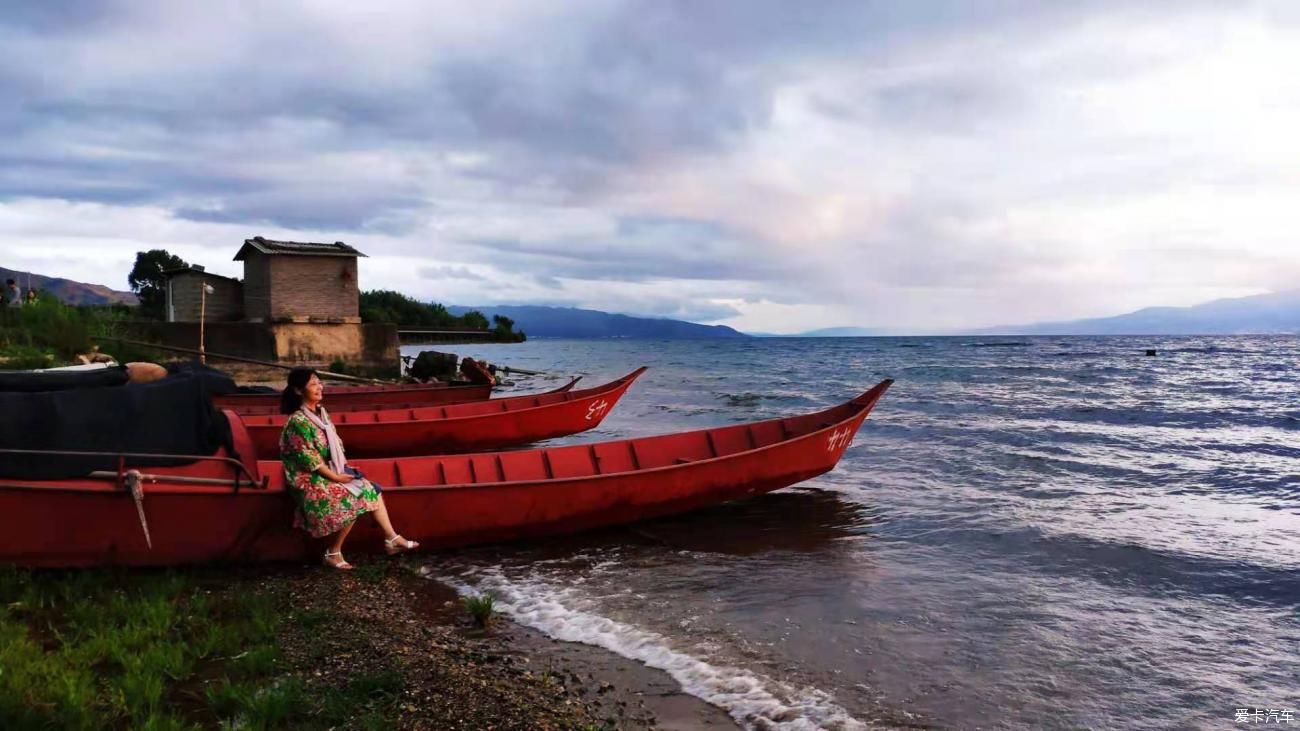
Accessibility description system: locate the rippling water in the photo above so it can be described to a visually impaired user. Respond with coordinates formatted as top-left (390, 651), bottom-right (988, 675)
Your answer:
top-left (403, 336), bottom-right (1300, 730)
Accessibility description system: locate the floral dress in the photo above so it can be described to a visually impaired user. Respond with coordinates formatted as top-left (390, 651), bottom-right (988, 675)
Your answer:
top-left (280, 412), bottom-right (381, 538)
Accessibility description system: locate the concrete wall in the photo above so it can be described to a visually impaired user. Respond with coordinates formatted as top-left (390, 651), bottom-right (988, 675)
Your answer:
top-left (270, 322), bottom-right (395, 366)
top-left (142, 322), bottom-right (398, 370)
top-left (167, 273), bottom-right (243, 322)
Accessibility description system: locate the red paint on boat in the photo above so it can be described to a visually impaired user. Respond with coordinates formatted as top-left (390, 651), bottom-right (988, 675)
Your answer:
top-left (0, 380), bottom-right (891, 568)
top-left (214, 380), bottom-right (494, 412)
top-left (223, 377), bottom-right (580, 417)
top-left (239, 368), bottom-right (645, 458)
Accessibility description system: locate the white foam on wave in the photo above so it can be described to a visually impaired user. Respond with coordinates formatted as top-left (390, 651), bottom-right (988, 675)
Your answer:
top-left (438, 568), bottom-right (873, 731)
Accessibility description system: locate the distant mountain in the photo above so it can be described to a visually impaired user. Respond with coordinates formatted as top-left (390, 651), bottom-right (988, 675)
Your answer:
top-left (0, 268), bottom-right (138, 306)
top-left (987, 289), bottom-right (1300, 335)
top-left (798, 327), bottom-right (889, 337)
top-left (448, 305), bottom-right (749, 339)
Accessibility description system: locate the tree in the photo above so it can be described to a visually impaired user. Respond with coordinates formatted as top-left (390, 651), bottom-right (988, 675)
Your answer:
top-left (461, 310), bottom-right (489, 330)
top-left (128, 249), bottom-right (188, 319)
top-left (492, 314), bottom-right (526, 343)
top-left (359, 290), bottom-right (460, 327)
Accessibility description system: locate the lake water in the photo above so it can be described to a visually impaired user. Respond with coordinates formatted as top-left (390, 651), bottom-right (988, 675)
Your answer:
top-left (402, 336), bottom-right (1300, 730)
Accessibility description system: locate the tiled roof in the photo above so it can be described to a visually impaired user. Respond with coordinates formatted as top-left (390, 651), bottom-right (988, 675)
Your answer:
top-left (161, 266), bottom-right (242, 283)
top-left (233, 236), bottom-right (366, 260)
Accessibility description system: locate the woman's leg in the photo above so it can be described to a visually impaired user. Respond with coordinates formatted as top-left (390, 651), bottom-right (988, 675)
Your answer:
top-left (368, 495), bottom-right (398, 539)
top-left (329, 522), bottom-right (354, 554)
top-left (369, 496), bottom-right (418, 550)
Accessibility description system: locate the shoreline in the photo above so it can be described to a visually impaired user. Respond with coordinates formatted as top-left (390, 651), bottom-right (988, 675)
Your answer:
top-left (0, 559), bottom-right (737, 730)
top-left (281, 557), bottom-right (740, 730)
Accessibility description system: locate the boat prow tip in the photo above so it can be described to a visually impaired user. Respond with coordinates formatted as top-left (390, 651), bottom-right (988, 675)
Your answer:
top-left (851, 378), bottom-right (894, 406)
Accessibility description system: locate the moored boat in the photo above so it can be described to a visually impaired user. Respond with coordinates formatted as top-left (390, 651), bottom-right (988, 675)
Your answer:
top-left (0, 380), bottom-right (891, 568)
top-left (213, 379), bottom-right (495, 412)
top-left (0, 362), bottom-right (130, 392)
top-left (222, 376), bottom-right (581, 416)
top-left (238, 369), bottom-right (644, 458)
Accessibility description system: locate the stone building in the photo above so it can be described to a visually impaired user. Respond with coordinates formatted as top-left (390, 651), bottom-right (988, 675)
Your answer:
top-left (234, 237), bottom-right (364, 323)
top-left (153, 237), bottom-right (395, 372)
top-left (164, 266), bottom-right (243, 323)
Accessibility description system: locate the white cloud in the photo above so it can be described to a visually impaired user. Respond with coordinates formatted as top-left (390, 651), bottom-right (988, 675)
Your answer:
top-left (2, 2), bottom-right (1299, 331)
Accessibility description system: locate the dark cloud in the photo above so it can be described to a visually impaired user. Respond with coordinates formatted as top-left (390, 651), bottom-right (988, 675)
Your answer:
top-left (465, 215), bottom-right (785, 284)
top-left (1, 2), bottom-right (1101, 228)
top-left (0, 0), bottom-right (120, 33)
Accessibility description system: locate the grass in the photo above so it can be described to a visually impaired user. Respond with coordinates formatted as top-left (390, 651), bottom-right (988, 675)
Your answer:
top-left (0, 344), bottom-right (55, 369)
top-left (315, 670), bottom-right (403, 729)
top-left (463, 592), bottom-right (497, 628)
top-left (0, 298), bottom-right (161, 369)
top-left (0, 567), bottom-right (305, 730)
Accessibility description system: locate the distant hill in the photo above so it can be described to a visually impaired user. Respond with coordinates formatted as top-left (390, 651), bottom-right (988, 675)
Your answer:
top-left (447, 305), bottom-right (749, 339)
top-left (0, 268), bottom-right (138, 306)
top-left (986, 289), bottom-right (1300, 335)
top-left (797, 327), bottom-right (890, 337)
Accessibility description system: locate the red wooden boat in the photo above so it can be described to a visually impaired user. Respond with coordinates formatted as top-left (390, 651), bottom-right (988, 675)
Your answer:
top-left (0, 380), bottom-right (891, 568)
top-left (213, 380), bottom-right (495, 412)
top-left (239, 368), bottom-right (645, 459)
top-left (223, 377), bottom-right (581, 416)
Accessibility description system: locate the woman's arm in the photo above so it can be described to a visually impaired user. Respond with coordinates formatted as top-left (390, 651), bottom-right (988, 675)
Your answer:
top-left (315, 464), bottom-right (352, 483)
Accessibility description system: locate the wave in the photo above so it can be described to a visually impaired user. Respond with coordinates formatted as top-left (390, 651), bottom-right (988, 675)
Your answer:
top-left (1158, 346), bottom-right (1251, 355)
top-left (715, 392), bottom-right (802, 407)
top-left (437, 571), bottom-right (871, 731)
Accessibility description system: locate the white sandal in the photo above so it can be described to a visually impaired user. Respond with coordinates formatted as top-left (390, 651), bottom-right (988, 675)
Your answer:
top-left (323, 550), bottom-right (354, 570)
top-left (384, 535), bottom-right (420, 555)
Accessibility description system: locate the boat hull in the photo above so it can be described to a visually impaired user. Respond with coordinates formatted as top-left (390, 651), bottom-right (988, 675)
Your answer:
top-left (214, 381), bottom-right (494, 413)
top-left (240, 370), bottom-right (643, 459)
top-left (0, 380), bottom-right (891, 568)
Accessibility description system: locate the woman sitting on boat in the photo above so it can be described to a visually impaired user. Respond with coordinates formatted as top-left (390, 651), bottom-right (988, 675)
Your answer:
top-left (280, 367), bottom-right (419, 570)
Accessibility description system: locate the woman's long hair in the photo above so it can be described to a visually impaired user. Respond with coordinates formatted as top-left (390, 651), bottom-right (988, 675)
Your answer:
top-left (280, 367), bottom-right (319, 415)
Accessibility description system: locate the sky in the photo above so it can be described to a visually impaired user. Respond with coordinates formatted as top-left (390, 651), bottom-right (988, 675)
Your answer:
top-left (2, 1), bottom-right (1299, 334)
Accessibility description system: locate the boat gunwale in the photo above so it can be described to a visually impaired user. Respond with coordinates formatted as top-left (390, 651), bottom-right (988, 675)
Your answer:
top-left (215, 380), bottom-right (490, 401)
top-left (0, 379), bottom-right (891, 495)
top-left (341, 377), bottom-right (891, 491)
top-left (239, 367), bottom-right (647, 429)
top-left (221, 376), bottom-right (583, 416)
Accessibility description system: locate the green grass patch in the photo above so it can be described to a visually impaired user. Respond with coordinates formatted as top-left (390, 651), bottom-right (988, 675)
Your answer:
top-left (0, 298), bottom-right (164, 368)
top-left (349, 560), bottom-right (389, 585)
top-left (0, 343), bottom-right (55, 370)
top-left (0, 568), bottom-right (301, 730)
top-left (315, 670), bottom-right (403, 728)
top-left (205, 677), bottom-right (305, 729)
top-left (293, 607), bottom-right (331, 631)
top-left (463, 592), bottom-right (497, 628)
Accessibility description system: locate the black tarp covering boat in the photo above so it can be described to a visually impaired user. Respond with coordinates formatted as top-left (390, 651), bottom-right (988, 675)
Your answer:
top-left (0, 361), bottom-right (239, 395)
top-left (0, 371), bottom-right (235, 480)
top-left (0, 364), bottom-right (130, 392)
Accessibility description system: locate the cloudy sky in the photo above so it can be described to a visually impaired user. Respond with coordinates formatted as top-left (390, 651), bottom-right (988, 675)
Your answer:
top-left (3, 1), bottom-right (1298, 333)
